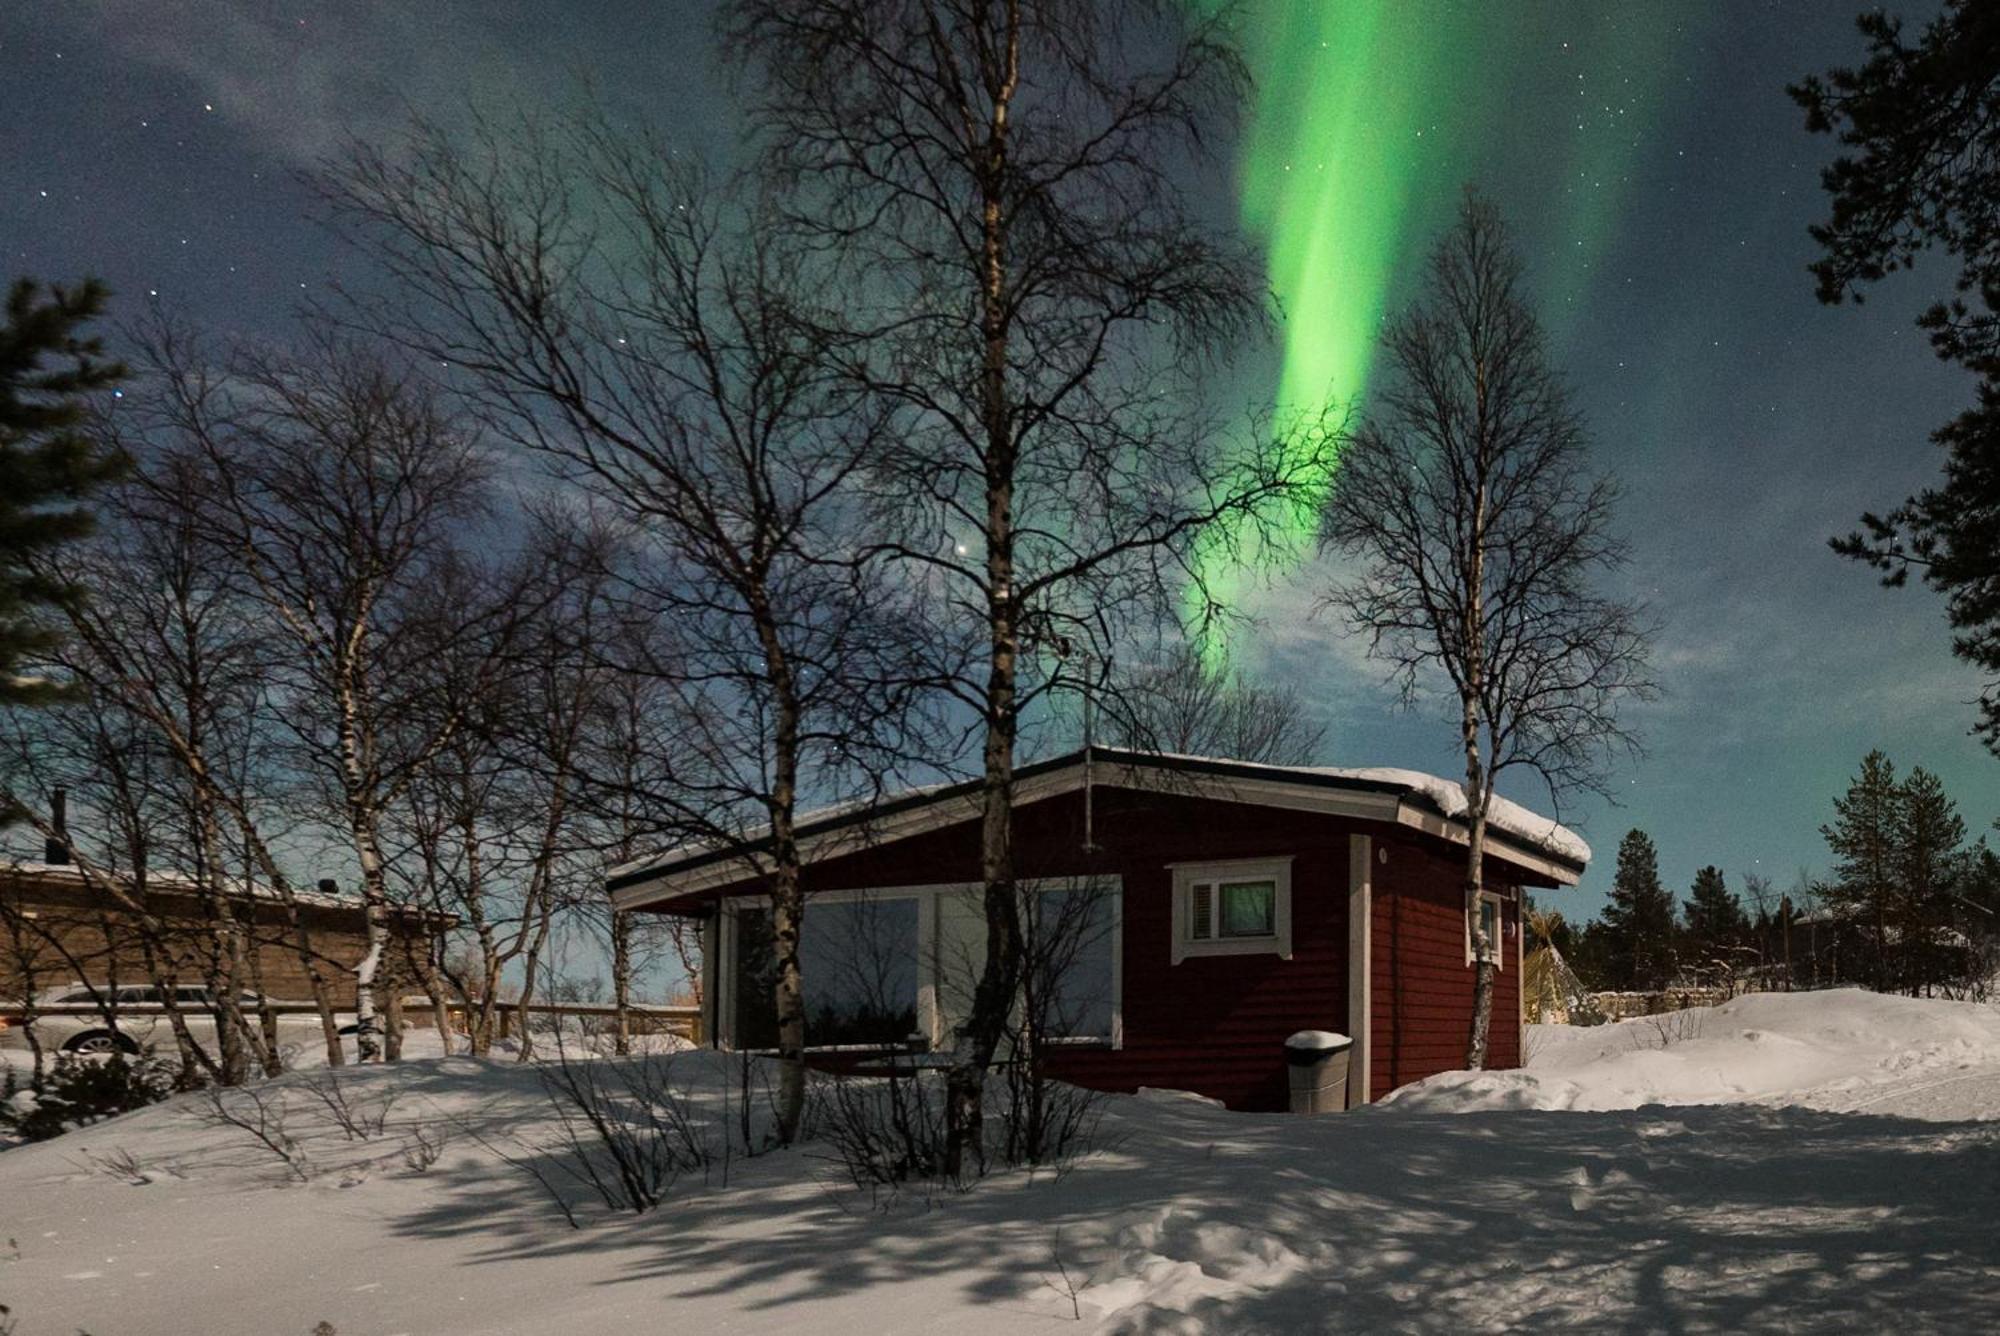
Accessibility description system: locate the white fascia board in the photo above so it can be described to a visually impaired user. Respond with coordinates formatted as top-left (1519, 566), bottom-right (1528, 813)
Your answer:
top-left (610, 760), bottom-right (1520, 910)
top-left (1393, 802), bottom-right (1581, 886)
top-left (612, 764), bottom-right (1083, 910)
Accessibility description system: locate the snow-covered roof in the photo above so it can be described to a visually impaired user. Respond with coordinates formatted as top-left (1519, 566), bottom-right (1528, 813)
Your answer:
top-left (1293, 765), bottom-right (1591, 867)
top-left (1, 859), bottom-right (365, 912)
top-left (609, 746), bottom-right (1589, 907)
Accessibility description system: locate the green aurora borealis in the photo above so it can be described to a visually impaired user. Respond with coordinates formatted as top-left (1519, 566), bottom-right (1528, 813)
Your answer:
top-left (1193, 1), bottom-right (1704, 609)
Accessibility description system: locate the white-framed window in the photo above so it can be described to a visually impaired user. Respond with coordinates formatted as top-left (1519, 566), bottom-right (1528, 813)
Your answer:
top-left (715, 878), bottom-right (1123, 1051)
top-left (720, 890), bottom-right (926, 1051)
top-left (1170, 857), bottom-right (1292, 964)
top-left (1467, 889), bottom-right (1507, 967)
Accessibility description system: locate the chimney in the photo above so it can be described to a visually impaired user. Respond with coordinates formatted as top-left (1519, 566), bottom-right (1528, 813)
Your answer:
top-left (43, 788), bottom-right (70, 866)
top-left (317, 878), bottom-right (341, 897)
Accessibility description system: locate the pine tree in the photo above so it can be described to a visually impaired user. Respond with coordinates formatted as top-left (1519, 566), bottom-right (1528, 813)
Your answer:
top-left (1820, 750), bottom-right (1901, 991)
top-left (0, 277), bottom-right (127, 710)
top-left (1966, 835), bottom-right (2000, 910)
top-left (1793, 5), bottom-right (2000, 753)
top-left (1960, 836), bottom-right (2000, 955)
top-left (1683, 865), bottom-right (1750, 972)
top-left (1896, 766), bottom-right (1967, 995)
top-left (1600, 829), bottom-right (1678, 990)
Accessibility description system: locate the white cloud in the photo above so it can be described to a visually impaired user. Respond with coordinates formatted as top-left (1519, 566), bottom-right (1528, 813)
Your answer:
top-left (71, 5), bottom-right (538, 166)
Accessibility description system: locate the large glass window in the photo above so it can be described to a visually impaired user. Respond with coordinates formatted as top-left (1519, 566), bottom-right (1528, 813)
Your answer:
top-left (1025, 882), bottom-right (1116, 1042)
top-left (729, 896), bottom-right (921, 1049)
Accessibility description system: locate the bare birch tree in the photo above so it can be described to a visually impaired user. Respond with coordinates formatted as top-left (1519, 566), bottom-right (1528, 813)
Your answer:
top-left (7, 440), bottom-right (345, 1070)
top-left (0, 707), bottom-right (225, 1086)
top-left (1107, 643), bottom-right (1327, 765)
top-left (1319, 192), bottom-right (1654, 1069)
top-left (150, 332), bottom-right (538, 1062)
top-left (383, 535), bottom-right (603, 1060)
top-left (323, 115), bottom-right (934, 1139)
top-left (720, 0), bottom-right (1335, 1172)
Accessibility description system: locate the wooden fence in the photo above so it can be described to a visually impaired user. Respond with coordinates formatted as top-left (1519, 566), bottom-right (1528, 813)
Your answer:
top-left (442, 1000), bottom-right (702, 1044)
top-left (6, 998), bottom-right (703, 1046)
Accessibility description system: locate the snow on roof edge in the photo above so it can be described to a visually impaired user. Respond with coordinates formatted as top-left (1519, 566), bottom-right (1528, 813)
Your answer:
top-left (609, 748), bottom-right (1591, 889)
top-left (2, 859), bottom-right (374, 912)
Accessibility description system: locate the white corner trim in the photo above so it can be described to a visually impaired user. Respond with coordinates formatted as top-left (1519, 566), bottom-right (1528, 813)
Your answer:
top-left (1348, 834), bottom-right (1372, 1107)
top-left (1517, 890), bottom-right (1527, 1032)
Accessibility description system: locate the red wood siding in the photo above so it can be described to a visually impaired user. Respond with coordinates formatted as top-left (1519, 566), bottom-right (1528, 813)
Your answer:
top-left (682, 784), bottom-right (1540, 1111)
top-left (1040, 793), bottom-right (1352, 1112)
top-left (784, 787), bottom-right (1358, 1111)
top-left (1369, 838), bottom-right (1523, 1100)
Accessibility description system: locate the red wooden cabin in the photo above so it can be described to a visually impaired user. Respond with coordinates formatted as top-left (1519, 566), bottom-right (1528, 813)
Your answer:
top-left (608, 749), bottom-right (1587, 1110)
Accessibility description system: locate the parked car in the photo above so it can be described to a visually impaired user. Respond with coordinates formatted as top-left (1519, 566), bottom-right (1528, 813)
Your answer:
top-left (0, 983), bottom-right (357, 1056)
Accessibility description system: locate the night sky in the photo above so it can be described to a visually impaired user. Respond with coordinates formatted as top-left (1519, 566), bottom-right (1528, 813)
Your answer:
top-left (3, 1), bottom-right (1992, 921)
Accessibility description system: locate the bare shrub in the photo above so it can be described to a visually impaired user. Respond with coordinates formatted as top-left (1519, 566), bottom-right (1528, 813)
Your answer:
top-left (808, 1060), bottom-right (952, 1196)
top-left (198, 1085), bottom-right (312, 1182)
top-left (298, 1070), bottom-right (399, 1141)
top-left (999, 1063), bottom-right (1106, 1183)
top-left (478, 1050), bottom-right (718, 1223)
top-left (402, 1123), bottom-right (449, 1174)
top-left (73, 1146), bottom-right (184, 1186)
top-left (999, 879), bottom-right (1114, 1176)
top-left (1042, 1227), bottom-right (1085, 1321)
top-left (1633, 1008), bottom-right (1708, 1052)
top-left (810, 878), bottom-right (1114, 1196)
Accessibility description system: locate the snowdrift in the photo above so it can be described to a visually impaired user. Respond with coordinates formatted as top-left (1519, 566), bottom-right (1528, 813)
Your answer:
top-left (1383, 988), bottom-right (2000, 1118)
top-left (4, 990), bottom-right (2000, 1334)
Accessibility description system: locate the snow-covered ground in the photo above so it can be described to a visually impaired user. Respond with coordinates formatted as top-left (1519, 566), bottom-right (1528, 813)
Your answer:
top-left (1395, 987), bottom-right (2000, 1120)
top-left (4, 990), bottom-right (2000, 1334)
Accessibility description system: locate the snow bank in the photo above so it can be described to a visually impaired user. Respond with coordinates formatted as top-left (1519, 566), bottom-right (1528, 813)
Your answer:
top-left (8, 993), bottom-right (2000, 1334)
top-left (1384, 989), bottom-right (2000, 1117)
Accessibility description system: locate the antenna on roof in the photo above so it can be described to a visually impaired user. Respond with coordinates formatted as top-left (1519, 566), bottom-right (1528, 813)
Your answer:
top-left (1082, 655), bottom-right (1095, 853)
top-left (1079, 648), bottom-right (1103, 853)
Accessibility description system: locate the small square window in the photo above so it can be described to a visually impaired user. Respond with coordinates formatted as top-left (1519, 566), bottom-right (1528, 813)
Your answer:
top-left (1220, 881), bottom-right (1276, 937)
top-left (1468, 890), bottom-right (1507, 967)
top-left (1172, 859), bottom-right (1292, 964)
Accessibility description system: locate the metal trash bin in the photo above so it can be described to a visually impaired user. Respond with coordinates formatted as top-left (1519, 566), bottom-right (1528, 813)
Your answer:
top-left (1285, 1030), bottom-right (1353, 1114)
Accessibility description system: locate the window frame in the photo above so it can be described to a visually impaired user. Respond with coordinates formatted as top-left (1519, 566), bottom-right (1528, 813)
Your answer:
top-left (1168, 856), bottom-right (1294, 965)
top-left (717, 887), bottom-right (931, 1053)
top-left (716, 878), bottom-right (1124, 1052)
top-left (1466, 889), bottom-right (1509, 968)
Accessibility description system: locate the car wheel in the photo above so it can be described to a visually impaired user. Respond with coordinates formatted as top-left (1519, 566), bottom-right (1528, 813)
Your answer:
top-left (64, 1030), bottom-right (137, 1056)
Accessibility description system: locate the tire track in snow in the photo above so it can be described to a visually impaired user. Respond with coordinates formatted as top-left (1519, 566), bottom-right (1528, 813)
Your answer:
top-left (1812, 1068), bottom-right (2000, 1118)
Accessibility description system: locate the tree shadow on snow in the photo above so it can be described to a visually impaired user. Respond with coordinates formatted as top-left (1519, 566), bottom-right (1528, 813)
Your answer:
top-left (370, 1076), bottom-right (2000, 1331)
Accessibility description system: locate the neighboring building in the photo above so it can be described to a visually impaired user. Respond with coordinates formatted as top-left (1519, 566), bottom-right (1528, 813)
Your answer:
top-left (608, 748), bottom-right (1588, 1111)
top-left (1, 859), bottom-right (438, 1008)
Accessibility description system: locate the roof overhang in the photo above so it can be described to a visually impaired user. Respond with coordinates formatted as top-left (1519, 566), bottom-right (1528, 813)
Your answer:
top-left (608, 749), bottom-right (1584, 912)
